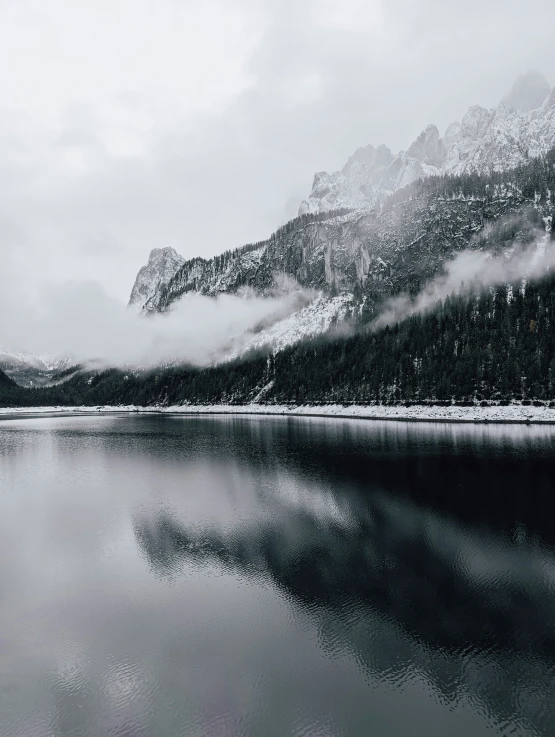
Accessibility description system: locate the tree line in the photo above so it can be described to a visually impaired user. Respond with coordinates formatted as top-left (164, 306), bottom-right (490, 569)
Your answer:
top-left (3, 273), bottom-right (555, 408)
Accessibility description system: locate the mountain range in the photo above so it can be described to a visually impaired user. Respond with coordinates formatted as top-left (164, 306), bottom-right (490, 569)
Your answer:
top-left (0, 350), bottom-right (75, 388)
top-left (128, 71), bottom-right (555, 324)
top-left (2, 71), bottom-right (555, 407)
top-left (299, 70), bottom-right (555, 214)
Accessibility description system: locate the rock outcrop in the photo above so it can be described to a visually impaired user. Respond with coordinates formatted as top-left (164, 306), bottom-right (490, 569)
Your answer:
top-left (299, 71), bottom-right (553, 214)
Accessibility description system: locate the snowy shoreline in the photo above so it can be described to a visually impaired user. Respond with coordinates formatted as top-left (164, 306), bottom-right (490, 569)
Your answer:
top-left (3, 403), bottom-right (555, 424)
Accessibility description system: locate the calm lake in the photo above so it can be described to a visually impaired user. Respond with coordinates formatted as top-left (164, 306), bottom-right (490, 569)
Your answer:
top-left (0, 413), bottom-right (554, 737)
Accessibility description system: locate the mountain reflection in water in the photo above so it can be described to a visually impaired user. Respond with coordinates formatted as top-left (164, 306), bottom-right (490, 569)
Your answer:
top-left (0, 414), bottom-right (554, 737)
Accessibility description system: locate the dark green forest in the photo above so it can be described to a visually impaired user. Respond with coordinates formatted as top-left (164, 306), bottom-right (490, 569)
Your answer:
top-left (2, 149), bottom-right (555, 409)
top-left (2, 274), bottom-right (555, 408)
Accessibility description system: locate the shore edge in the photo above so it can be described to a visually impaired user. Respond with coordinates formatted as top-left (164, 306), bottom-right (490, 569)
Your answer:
top-left (2, 403), bottom-right (555, 424)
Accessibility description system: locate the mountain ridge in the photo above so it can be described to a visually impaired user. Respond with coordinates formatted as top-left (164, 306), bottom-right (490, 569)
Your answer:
top-left (128, 246), bottom-right (186, 311)
top-left (3, 149), bottom-right (555, 408)
top-left (130, 168), bottom-right (546, 317)
top-left (299, 71), bottom-right (554, 215)
top-left (128, 71), bottom-right (555, 325)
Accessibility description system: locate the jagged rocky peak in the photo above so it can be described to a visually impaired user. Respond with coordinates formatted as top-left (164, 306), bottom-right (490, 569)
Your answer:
top-left (298, 143), bottom-right (398, 215)
top-left (128, 246), bottom-right (185, 311)
top-left (128, 70), bottom-right (555, 320)
top-left (503, 70), bottom-right (551, 113)
top-left (299, 70), bottom-right (555, 214)
top-left (343, 143), bottom-right (394, 171)
top-left (460, 105), bottom-right (491, 140)
top-left (311, 170), bottom-right (333, 191)
top-left (407, 124), bottom-right (445, 167)
top-left (441, 121), bottom-right (460, 150)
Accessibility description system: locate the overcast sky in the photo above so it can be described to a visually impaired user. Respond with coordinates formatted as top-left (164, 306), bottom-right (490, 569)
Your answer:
top-left (1, 0), bottom-right (554, 306)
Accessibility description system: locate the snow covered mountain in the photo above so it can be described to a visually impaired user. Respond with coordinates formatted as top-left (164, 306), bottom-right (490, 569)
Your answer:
top-left (129, 247), bottom-right (185, 312)
top-left (126, 71), bottom-right (555, 363)
top-left (126, 177), bottom-right (542, 366)
top-left (300, 71), bottom-right (555, 214)
top-left (0, 350), bottom-right (75, 387)
top-left (130, 71), bottom-right (554, 319)
top-left (131, 181), bottom-right (534, 317)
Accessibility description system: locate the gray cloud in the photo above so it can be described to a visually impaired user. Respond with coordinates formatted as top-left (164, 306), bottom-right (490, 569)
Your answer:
top-left (371, 232), bottom-right (555, 331)
top-left (0, 0), bottom-right (554, 306)
top-left (0, 278), bottom-right (311, 367)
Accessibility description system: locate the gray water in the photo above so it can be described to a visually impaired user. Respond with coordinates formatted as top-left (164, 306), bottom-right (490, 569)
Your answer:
top-left (1, 413), bottom-right (554, 737)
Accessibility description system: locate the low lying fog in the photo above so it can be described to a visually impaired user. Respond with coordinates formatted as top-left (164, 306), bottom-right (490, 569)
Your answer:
top-left (371, 233), bottom-right (555, 330)
top-left (0, 282), bottom-right (310, 368)
top-left (3, 231), bottom-right (554, 369)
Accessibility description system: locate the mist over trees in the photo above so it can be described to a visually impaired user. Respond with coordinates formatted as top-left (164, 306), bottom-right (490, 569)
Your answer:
top-left (2, 150), bottom-right (555, 409)
top-left (3, 272), bottom-right (555, 408)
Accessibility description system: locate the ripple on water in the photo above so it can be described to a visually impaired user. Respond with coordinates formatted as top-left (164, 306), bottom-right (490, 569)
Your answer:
top-left (0, 414), bottom-right (555, 736)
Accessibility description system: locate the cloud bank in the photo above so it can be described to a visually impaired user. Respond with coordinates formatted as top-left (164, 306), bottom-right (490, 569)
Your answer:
top-left (0, 0), bottom-right (554, 301)
top-left (371, 234), bottom-right (555, 331)
top-left (0, 283), bottom-right (311, 368)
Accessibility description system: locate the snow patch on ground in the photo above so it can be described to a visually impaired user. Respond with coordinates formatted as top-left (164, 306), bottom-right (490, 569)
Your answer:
top-left (3, 403), bottom-right (555, 424)
top-left (222, 293), bottom-right (354, 361)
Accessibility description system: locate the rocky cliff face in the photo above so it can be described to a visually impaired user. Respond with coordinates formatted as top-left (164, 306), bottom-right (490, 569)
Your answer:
top-left (128, 247), bottom-right (185, 311)
top-left (128, 71), bottom-right (555, 352)
top-left (135, 183), bottom-right (535, 317)
top-left (300, 71), bottom-right (554, 214)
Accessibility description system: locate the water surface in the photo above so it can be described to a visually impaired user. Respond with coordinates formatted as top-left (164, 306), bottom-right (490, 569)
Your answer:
top-left (0, 413), bottom-right (554, 736)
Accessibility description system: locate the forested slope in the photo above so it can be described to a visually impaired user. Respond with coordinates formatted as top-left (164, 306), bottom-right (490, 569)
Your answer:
top-left (3, 274), bottom-right (555, 408)
top-left (3, 151), bottom-right (555, 409)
